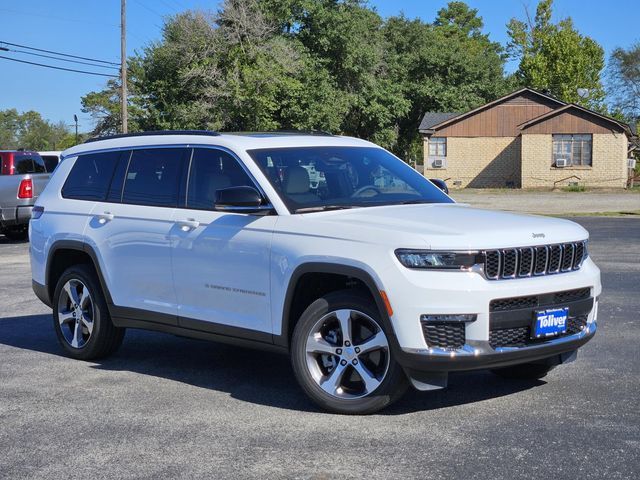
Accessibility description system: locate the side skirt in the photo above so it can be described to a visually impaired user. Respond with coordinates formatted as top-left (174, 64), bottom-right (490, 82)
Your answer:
top-left (111, 306), bottom-right (287, 355)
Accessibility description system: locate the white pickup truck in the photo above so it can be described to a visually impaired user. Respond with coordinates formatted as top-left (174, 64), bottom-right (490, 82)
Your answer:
top-left (0, 150), bottom-right (51, 240)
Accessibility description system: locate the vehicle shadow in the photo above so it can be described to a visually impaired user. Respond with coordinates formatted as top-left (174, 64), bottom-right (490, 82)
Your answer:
top-left (0, 235), bottom-right (29, 244)
top-left (0, 314), bottom-right (544, 415)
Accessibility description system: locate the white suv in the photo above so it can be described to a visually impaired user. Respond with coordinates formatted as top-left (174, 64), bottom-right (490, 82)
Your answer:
top-left (30, 131), bottom-right (600, 414)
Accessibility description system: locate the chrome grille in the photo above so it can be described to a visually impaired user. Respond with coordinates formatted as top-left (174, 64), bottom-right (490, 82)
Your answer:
top-left (519, 248), bottom-right (534, 276)
top-left (483, 241), bottom-right (587, 280)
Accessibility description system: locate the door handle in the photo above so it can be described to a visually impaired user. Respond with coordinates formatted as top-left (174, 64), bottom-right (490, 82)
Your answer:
top-left (97, 212), bottom-right (114, 224)
top-left (176, 218), bottom-right (200, 231)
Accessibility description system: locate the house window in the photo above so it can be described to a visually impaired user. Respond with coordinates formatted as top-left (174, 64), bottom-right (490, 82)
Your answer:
top-left (553, 134), bottom-right (592, 166)
top-left (429, 137), bottom-right (447, 157)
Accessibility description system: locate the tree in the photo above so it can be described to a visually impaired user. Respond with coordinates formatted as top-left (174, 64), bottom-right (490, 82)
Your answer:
top-left (0, 109), bottom-right (21, 148)
top-left (385, 3), bottom-right (509, 160)
top-left (507, 0), bottom-right (606, 109)
top-left (80, 0), bottom-right (509, 157)
top-left (434, 1), bottom-right (483, 36)
top-left (607, 42), bottom-right (640, 122)
top-left (0, 109), bottom-right (71, 150)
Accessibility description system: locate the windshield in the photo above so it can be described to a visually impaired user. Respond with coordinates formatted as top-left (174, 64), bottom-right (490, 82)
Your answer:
top-left (247, 146), bottom-right (453, 212)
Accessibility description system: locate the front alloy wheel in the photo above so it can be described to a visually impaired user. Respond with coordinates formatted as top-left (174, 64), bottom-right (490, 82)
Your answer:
top-left (305, 309), bottom-right (390, 399)
top-left (291, 290), bottom-right (408, 414)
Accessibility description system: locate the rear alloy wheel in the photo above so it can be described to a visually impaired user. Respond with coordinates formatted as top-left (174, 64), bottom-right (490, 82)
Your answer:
top-left (291, 290), bottom-right (408, 414)
top-left (53, 265), bottom-right (125, 360)
top-left (57, 278), bottom-right (94, 349)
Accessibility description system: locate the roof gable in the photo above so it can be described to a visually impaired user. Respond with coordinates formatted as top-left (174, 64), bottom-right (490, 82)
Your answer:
top-left (520, 104), bottom-right (631, 135)
top-left (418, 88), bottom-right (566, 134)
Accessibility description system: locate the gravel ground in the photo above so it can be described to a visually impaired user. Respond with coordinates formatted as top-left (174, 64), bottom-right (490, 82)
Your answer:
top-left (450, 189), bottom-right (640, 214)
top-left (0, 218), bottom-right (639, 479)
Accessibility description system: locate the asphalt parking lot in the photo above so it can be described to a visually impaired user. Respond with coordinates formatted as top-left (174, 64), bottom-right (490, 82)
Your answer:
top-left (1, 217), bottom-right (638, 479)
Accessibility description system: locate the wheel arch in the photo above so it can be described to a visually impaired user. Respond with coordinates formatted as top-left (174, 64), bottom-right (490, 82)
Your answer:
top-left (46, 240), bottom-right (114, 308)
top-left (275, 262), bottom-right (398, 351)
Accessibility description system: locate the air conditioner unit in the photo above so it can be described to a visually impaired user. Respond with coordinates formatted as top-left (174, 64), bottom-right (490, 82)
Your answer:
top-left (628, 158), bottom-right (637, 169)
top-left (555, 158), bottom-right (568, 168)
top-left (432, 158), bottom-right (444, 168)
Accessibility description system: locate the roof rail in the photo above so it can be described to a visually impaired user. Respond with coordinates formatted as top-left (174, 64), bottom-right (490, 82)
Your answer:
top-left (84, 130), bottom-right (221, 144)
top-left (222, 129), bottom-right (334, 137)
top-left (272, 129), bottom-right (334, 136)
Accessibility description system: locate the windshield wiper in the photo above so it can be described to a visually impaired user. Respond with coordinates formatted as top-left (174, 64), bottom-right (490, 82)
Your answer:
top-left (396, 199), bottom-right (433, 205)
top-left (294, 205), bottom-right (357, 213)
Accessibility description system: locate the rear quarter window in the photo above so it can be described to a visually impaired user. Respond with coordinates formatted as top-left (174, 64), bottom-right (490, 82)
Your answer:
top-left (14, 154), bottom-right (46, 174)
top-left (62, 151), bottom-right (121, 200)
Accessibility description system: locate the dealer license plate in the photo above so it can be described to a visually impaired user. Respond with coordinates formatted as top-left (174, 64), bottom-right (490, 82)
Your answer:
top-left (533, 308), bottom-right (569, 338)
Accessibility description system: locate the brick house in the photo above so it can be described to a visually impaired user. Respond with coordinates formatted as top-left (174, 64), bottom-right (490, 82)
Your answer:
top-left (419, 88), bottom-right (636, 189)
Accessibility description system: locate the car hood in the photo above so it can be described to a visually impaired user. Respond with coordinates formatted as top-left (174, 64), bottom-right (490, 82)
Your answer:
top-left (302, 203), bottom-right (589, 250)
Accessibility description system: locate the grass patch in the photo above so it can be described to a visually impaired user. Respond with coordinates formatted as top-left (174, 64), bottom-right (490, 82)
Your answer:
top-left (561, 184), bottom-right (586, 192)
top-left (546, 210), bottom-right (640, 217)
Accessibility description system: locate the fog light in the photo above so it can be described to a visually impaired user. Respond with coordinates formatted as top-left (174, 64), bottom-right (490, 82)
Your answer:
top-left (420, 314), bottom-right (477, 323)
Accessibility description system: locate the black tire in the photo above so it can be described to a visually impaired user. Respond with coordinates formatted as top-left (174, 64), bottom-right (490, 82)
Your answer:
top-left (491, 362), bottom-right (555, 380)
top-left (52, 264), bottom-right (125, 360)
top-left (291, 290), bottom-right (408, 414)
top-left (3, 227), bottom-right (28, 241)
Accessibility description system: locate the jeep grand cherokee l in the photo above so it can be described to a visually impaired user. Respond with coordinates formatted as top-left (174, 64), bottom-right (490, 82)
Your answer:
top-left (30, 131), bottom-right (600, 414)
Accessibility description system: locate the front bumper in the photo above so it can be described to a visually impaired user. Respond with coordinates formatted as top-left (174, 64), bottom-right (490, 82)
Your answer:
top-left (396, 320), bottom-right (596, 373)
top-left (382, 255), bottom-right (601, 379)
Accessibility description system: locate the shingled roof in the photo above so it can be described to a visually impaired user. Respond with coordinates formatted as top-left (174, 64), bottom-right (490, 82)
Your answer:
top-left (418, 112), bottom-right (460, 132)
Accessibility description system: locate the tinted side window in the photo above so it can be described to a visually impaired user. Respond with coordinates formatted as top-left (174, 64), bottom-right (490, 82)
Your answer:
top-left (62, 151), bottom-right (121, 200)
top-left (187, 148), bottom-right (255, 210)
top-left (122, 148), bottom-right (184, 207)
top-left (14, 155), bottom-right (35, 174)
top-left (106, 150), bottom-right (132, 203)
top-left (41, 155), bottom-right (59, 172)
top-left (33, 155), bottom-right (46, 173)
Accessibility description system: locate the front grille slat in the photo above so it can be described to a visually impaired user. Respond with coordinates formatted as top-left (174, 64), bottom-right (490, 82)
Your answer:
top-left (573, 242), bottom-right (585, 269)
top-left (485, 251), bottom-right (500, 279)
top-left (485, 241), bottom-right (586, 280)
top-left (490, 287), bottom-right (591, 312)
top-left (501, 249), bottom-right (517, 278)
top-left (561, 243), bottom-right (574, 271)
top-left (518, 247), bottom-right (534, 277)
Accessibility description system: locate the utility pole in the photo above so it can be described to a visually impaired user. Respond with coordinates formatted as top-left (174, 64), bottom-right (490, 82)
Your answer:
top-left (120, 0), bottom-right (128, 134)
top-left (73, 114), bottom-right (79, 144)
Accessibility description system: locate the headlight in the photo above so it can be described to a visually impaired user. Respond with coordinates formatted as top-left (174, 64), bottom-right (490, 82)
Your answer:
top-left (395, 249), bottom-right (482, 270)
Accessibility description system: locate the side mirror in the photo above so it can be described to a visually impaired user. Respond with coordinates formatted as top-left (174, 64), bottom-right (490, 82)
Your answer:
top-left (215, 186), bottom-right (272, 214)
top-left (429, 178), bottom-right (449, 194)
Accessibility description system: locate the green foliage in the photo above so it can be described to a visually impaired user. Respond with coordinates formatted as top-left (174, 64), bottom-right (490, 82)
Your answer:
top-left (562, 183), bottom-right (586, 192)
top-left (80, 0), bottom-right (511, 156)
top-left (0, 109), bottom-right (71, 150)
top-left (507, 0), bottom-right (606, 109)
top-left (607, 42), bottom-right (640, 121)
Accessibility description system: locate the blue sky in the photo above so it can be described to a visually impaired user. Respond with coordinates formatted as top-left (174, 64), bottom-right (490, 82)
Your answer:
top-left (0, 0), bottom-right (637, 132)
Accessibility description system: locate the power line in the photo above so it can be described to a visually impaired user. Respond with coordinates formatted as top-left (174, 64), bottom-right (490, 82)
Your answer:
top-left (0, 7), bottom-right (119, 29)
top-left (0, 40), bottom-right (119, 66)
top-left (7, 48), bottom-right (120, 70)
top-left (0, 55), bottom-right (119, 78)
top-left (156, 0), bottom-right (181, 14)
top-left (131, 0), bottom-right (164, 19)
